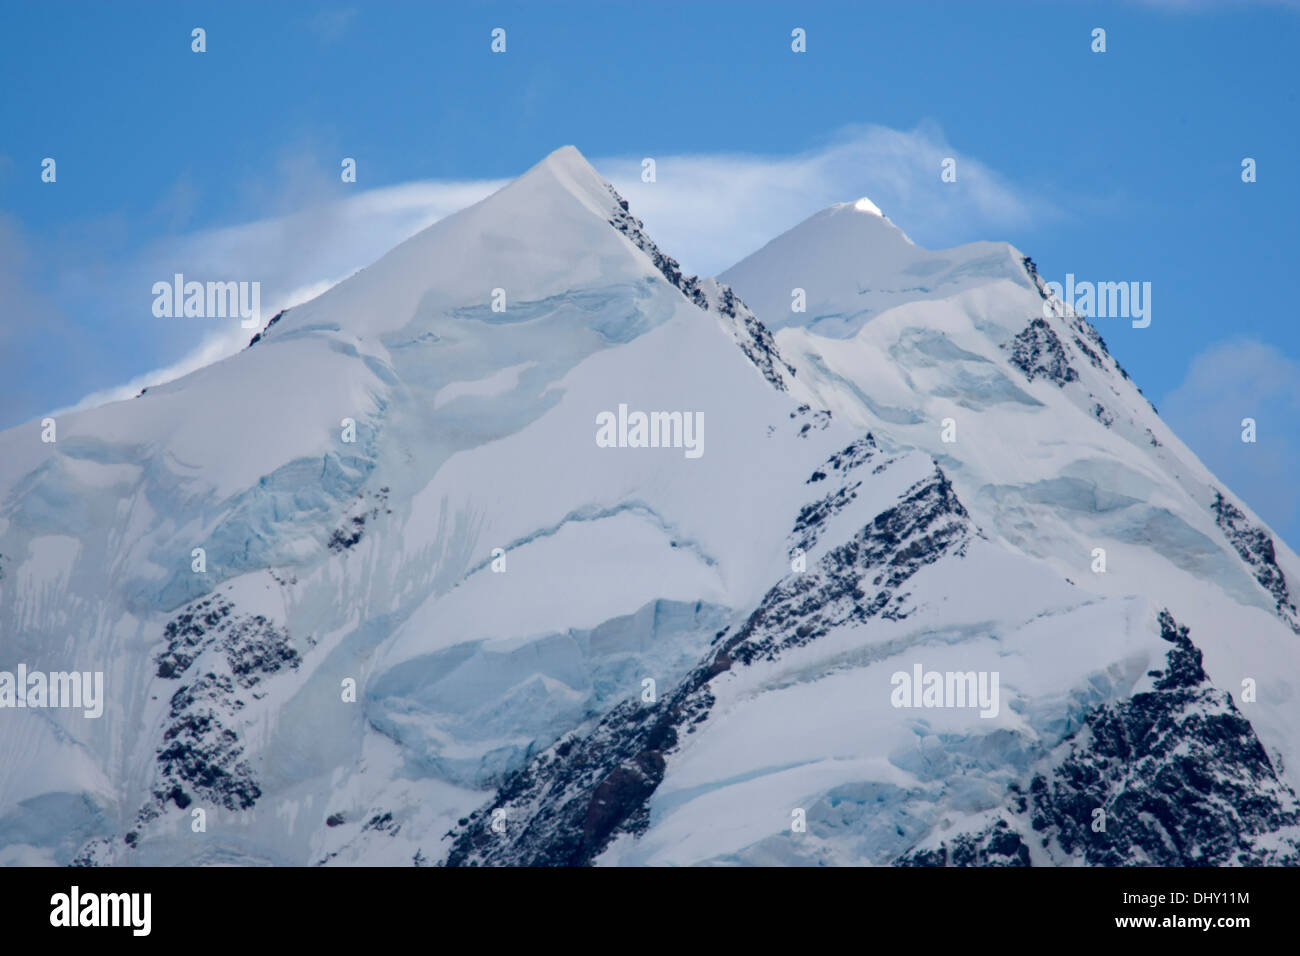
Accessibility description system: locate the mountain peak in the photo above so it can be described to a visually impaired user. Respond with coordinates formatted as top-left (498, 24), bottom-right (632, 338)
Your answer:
top-left (6, 140), bottom-right (1300, 873)
top-left (818, 196), bottom-right (910, 239)
top-left (718, 200), bottom-right (1029, 338)
top-left (261, 145), bottom-right (653, 343)
top-left (538, 143), bottom-right (587, 169)
top-left (840, 196), bottom-right (884, 217)
top-left (505, 144), bottom-right (614, 219)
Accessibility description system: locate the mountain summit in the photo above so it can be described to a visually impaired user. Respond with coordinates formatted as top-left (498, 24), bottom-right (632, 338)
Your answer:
top-left (2, 147), bottom-right (1298, 868)
top-left (719, 199), bottom-right (1026, 338)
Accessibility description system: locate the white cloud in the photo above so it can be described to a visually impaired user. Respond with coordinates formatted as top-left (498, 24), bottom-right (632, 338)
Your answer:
top-left (56, 124), bottom-right (1052, 415)
top-left (54, 178), bottom-right (505, 414)
top-left (600, 123), bottom-right (1051, 276)
top-left (1161, 339), bottom-right (1300, 545)
top-left (51, 277), bottom-right (344, 415)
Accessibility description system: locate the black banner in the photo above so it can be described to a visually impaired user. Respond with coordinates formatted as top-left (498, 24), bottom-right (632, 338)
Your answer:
top-left (0, 865), bottom-right (1282, 943)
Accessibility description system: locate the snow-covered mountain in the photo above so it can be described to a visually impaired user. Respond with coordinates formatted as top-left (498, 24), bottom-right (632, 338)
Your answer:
top-left (2, 147), bottom-right (1298, 867)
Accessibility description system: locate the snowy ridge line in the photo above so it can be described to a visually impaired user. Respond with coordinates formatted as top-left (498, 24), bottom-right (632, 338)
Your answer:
top-left (792, 434), bottom-right (885, 552)
top-left (440, 456), bottom-right (974, 866)
top-left (604, 183), bottom-right (796, 392)
top-left (1212, 491), bottom-right (1300, 634)
top-left (733, 463), bottom-right (973, 664)
top-left (1020, 255), bottom-right (1151, 406)
top-left (245, 309), bottom-right (286, 349)
top-left (1022, 255), bottom-right (1299, 635)
top-left (994, 260), bottom-right (1164, 459)
top-left (1026, 244), bottom-right (1300, 635)
top-left (899, 610), bottom-right (1300, 866)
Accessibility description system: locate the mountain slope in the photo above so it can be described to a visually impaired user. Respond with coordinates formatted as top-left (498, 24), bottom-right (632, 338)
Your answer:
top-left (1, 152), bottom-right (1297, 869)
top-left (0, 147), bottom-right (821, 866)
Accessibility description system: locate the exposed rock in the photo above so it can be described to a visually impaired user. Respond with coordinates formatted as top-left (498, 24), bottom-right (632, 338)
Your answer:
top-left (902, 610), bottom-right (1300, 866)
top-left (1006, 317), bottom-right (1078, 387)
top-left (246, 309), bottom-right (286, 348)
top-left (898, 818), bottom-right (1032, 867)
top-left (443, 456), bottom-right (974, 866)
top-left (605, 183), bottom-right (794, 391)
top-left (1213, 490), bottom-right (1300, 633)
top-left (1027, 610), bottom-right (1300, 865)
top-left (138, 596), bottom-right (307, 825)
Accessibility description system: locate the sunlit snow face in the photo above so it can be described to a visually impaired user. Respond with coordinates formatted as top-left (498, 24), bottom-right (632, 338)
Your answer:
top-left (853, 196), bottom-right (883, 216)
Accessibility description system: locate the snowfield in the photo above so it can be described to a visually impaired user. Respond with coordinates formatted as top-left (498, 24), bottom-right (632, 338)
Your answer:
top-left (1, 147), bottom-right (1298, 867)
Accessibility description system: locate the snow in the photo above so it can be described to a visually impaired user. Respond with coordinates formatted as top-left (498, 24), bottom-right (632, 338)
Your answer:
top-left (718, 202), bottom-right (1021, 338)
top-left (599, 546), bottom-right (1157, 866)
top-left (1, 145), bottom-right (1297, 868)
top-left (852, 196), bottom-right (884, 216)
top-left (432, 361), bottom-right (538, 410)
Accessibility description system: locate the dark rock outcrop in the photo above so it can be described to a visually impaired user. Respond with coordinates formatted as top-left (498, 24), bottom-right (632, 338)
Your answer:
top-left (443, 455), bottom-right (974, 866)
top-left (605, 183), bottom-right (795, 391)
top-left (899, 610), bottom-right (1300, 866)
top-left (1006, 317), bottom-right (1078, 387)
top-left (1212, 491), bottom-right (1300, 633)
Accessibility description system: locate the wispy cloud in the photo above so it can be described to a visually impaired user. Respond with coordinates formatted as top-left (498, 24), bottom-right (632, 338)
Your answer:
top-left (37, 123), bottom-right (1055, 419)
top-left (50, 177), bottom-right (506, 415)
top-left (600, 122), bottom-right (1054, 276)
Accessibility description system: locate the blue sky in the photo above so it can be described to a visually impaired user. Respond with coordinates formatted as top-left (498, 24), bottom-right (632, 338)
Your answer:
top-left (1, 0), bottom-right (1298, 546)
